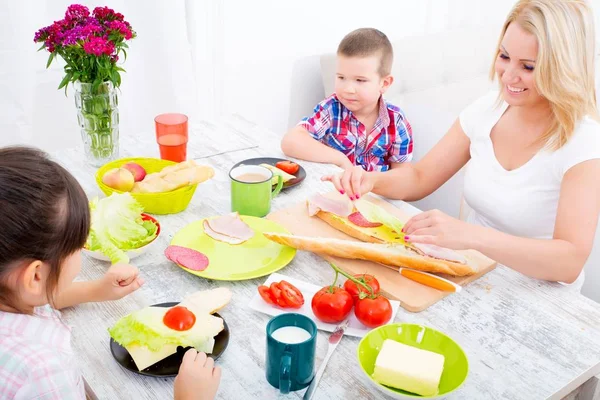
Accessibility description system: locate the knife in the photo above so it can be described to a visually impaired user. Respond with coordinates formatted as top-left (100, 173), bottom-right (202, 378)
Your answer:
top-left (303, 319), bottom-right (349, 400)
top-left (398, 268), bottom-right (462, 292)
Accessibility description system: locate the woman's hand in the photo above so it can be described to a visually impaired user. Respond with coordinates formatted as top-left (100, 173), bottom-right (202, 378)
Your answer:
top-left (95, 263), bottom-right (144, 301)
top-left (403, 209), bottom-right (481, 250)
top-left (322, 165), bottom-right (375, 200)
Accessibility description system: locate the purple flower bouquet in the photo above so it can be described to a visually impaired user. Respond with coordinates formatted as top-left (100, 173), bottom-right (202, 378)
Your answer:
top-left (34, 4), bottom-right (136, 165)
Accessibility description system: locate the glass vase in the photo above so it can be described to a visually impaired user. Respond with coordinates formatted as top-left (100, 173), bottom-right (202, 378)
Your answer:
top-left (73, 81), bottom-right (120, 166)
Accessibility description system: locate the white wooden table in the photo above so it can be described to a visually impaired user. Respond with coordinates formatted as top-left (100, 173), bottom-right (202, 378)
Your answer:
top-left (57, 114), bottom-right (600, 400)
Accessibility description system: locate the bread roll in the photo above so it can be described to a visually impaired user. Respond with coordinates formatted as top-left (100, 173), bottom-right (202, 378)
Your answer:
top-left (132, 162), bottom-right (215, 193)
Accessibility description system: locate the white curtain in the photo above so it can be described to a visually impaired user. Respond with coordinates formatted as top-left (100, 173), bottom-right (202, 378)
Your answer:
top-left (0, 0), bottom-right (208, 153)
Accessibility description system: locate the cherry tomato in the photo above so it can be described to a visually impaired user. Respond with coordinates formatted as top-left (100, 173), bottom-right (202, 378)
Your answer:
top-left (278, 280), bottom-right (304, 308)
top-left (343, 274), bottom-right (380, 303)
top-left (311, 286), bottom-right (353, 323)
top-left (354, 295), bottom-right (392, 328)
top-left (258, 285), bottom-right (277, 305)
top-left (275, 160), bottom-right (299, 175)
top-left (163, 306), bottom-right (196, 331)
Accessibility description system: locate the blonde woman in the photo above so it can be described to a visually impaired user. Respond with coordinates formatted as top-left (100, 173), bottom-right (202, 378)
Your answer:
top-left (323, 0), bottom-right (600, 288)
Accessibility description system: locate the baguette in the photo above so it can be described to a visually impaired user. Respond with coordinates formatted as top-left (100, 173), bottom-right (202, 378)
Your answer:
top-left (316, 211), bottom-right (386, 244)
top-left (264, 232), bottom-right (476, 276)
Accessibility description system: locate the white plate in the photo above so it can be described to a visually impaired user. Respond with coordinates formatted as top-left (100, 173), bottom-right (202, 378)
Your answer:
top-left (248, 272), bottom-right (401, 338)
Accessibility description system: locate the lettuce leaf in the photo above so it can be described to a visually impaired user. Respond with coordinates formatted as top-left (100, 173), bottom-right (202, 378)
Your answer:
top-left (354, 199), bottom-right (405, 235)
top-left (108, 307), bottom-right (214, 353)
top-left (86, 193), bottom-right (158, 264)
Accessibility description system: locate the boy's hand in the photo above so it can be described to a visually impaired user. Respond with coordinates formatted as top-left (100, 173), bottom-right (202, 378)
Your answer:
top-left (174, 349), bottom-right (221, 400)
top-left (96, 263), bottom-right (144, 301)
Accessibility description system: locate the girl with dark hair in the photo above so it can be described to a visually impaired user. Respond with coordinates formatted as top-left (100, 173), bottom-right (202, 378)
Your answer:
top-left (0, 147), bottom-right (220, 399)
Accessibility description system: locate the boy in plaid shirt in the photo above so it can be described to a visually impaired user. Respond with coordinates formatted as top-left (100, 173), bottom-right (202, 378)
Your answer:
top-left (281, 28), bottom-right (413, 173)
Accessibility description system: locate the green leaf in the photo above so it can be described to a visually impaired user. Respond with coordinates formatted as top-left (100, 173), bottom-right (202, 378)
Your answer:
top-left (37, 43), bottom-right (46, 51)
top-left (121, 48), bottom-right (127, 61)
top-left (73, 72), bottom-right (81, 81)
top-left (46, 53), bottom-right (54, 69)
top-left (92, 78), bottom-right (101, 93)
top-left (121, 42), bottom-right (129, 49)
top-left (57, 72), bottom-right (71, 90)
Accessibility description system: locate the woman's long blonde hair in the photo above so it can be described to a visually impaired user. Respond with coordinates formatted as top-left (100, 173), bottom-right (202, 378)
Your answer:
top-left (490, 0), bottom-right (598, 150)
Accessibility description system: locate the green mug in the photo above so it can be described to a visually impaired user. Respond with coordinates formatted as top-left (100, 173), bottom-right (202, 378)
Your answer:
top-left (266, 313), bottom-right (317, 394)
top-left (230, 165), bottom-right (283, 217)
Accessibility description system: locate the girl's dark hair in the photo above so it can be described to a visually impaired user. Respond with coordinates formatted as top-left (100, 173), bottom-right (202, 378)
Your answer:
top-left (0, 146), bottom-right (90, 313)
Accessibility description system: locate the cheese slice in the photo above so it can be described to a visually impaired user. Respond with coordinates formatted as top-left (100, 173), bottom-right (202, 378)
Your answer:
top-left (372, 339), bottom-right (445, 396)
top-left (259, 163), bottom-right (295, 184)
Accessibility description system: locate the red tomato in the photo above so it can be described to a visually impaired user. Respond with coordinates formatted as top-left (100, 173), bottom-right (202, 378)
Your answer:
top-left (270, 282), bottom-right (288, 308)
top-left (258, 285), bottom-right (277, 305)
top-left (343, 274), bottom-right (380, 303)
top-left (311, 286), bottom-right (353, 323)
top-left (275, 160), bottom-right (299, 175)
top-left (278, 280), bottom-right (304, 308)
top-left (163, 306), bottom-right (196, 331)
top-left (354, 295), bottom-right (393, 328)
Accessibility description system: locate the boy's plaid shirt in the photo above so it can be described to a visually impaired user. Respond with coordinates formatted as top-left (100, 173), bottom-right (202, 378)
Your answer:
top-left (299, 94), bottom-right (413, 171)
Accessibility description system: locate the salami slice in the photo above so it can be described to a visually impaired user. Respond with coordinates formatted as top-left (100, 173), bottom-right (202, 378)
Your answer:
top-left (165, 245), bottom-right (210, 271)
top-left (348, 211), bottom-right (382, 228)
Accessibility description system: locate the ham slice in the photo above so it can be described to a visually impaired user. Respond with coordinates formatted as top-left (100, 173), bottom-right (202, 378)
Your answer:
top-left (203, 212), bottom-right (254, 245)
top-left (307, 194), bottom-right (353, 217)
top-left (412, 243), bottom-right (467, 264)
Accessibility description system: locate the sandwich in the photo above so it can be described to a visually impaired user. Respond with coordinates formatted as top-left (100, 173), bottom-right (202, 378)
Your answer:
top-left (108, 287), bottom-right (232, 371)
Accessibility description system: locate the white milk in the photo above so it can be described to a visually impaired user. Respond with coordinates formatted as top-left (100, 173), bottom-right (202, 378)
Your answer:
top-left (271, 326), bottom-right (311, 344)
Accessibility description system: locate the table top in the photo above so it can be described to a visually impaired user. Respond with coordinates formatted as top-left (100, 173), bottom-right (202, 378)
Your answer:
top-left (57, 114), bottom-right (600, 400)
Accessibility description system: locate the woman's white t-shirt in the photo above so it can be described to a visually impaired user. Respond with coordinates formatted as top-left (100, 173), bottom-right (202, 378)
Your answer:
top-left (459, 91), bottom-right (600, 290)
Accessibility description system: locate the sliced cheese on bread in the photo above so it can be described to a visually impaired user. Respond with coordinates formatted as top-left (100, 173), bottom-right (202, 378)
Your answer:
top-left (260, 163), bottom-right (295, 184)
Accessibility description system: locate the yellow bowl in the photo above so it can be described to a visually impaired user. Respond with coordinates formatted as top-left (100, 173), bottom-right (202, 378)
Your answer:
top-left (95, 157), bottom-right (197, 214)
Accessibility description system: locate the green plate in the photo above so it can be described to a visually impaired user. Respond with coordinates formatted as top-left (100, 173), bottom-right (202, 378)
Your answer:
top-left (169, 216), bottom-right (296, 281)
top-left (357, 323), bottom-right (469, 399)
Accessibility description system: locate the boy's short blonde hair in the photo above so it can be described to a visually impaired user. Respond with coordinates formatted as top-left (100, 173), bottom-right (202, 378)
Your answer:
top-left (337, 28), bottom-right (393, 77)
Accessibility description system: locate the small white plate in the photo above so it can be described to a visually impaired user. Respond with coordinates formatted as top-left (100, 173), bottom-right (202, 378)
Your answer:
top-left (248, 272), bottom-right (402, 338)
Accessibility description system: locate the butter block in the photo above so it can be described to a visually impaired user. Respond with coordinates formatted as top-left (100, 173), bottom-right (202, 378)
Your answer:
top-left (372, 339), bottom-right (445, 396)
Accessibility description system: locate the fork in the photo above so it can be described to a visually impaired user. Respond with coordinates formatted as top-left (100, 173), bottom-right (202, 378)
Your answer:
top-left (303, 320), bottom-right (349, 400)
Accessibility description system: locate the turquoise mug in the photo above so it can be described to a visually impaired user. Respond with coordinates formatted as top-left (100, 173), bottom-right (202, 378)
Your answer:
top-left (230, 165), bottom-right (283, 217)
top-left (265, 313), bottom-right (317, 394)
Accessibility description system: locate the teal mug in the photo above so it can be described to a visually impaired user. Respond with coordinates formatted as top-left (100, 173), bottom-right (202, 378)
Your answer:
top-left (230, 165), bottom-right (283, 217)
top-left (266, 313), bottom-right (317, 394)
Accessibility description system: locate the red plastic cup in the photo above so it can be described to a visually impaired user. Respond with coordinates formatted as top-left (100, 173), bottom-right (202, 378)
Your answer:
top-left (155, 113), bottom-right (188, 162)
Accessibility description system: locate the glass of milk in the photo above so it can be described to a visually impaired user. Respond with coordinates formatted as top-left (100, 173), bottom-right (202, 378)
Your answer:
top-left (265, 313), bottom-right (317, 394)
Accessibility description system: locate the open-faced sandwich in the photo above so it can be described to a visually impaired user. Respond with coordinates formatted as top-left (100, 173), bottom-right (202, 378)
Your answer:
top-left (264, 194), bottom-right (476, 277)
top-left (108, 287), bottom-right (232, 371)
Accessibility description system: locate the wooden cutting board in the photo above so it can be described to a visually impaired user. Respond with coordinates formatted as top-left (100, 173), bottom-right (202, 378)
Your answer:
top-left (266, 192), bottom-right (496, 312)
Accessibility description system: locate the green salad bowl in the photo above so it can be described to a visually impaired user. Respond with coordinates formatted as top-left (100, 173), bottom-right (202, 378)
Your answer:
top-left (357, 323), bottom-right (469, 399)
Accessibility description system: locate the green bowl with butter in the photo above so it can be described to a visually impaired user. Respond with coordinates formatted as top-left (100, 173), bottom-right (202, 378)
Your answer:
top-left (357, 323), bottom-right (468, 399)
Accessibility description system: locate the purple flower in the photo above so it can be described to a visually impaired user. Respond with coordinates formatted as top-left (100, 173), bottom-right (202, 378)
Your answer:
top-left (83, 36), bottom-right (114, 56)
top-left (81, 18), bottom-right (103, 37)
top-left (65, 4), bottom-right (90, 22)
top-left (61, 26), bottom-right (85, 45)
top-left (107, 20), bottom-right (132, 40)
top-left (33, 26), bottom-right (50, 42)
top-left (93, 6), bottom-right (115, 21)
top-left (110, 54), bottom-right (119, 63)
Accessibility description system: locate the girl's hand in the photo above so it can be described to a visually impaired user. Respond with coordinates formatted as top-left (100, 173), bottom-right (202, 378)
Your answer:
top-left (322, 165), bottom-right (375, 200)
top-left (403, 209), bottom-right (480, 250)
top-left (174, 349), bottom-right (221, 400)
top-left (96, 263), bottom-right (144, 301)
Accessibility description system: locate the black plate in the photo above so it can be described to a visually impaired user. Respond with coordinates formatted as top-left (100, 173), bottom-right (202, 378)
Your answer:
top-left (110, 302), bottom-right (230, 377)
top-left (231, 157), bottom-right (306, 189)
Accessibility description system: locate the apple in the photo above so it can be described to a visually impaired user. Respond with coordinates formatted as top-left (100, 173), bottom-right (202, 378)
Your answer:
top-left (122, 162), bottom-right (147, 182)
top-left (102, 168), bottom-right (135, 192)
